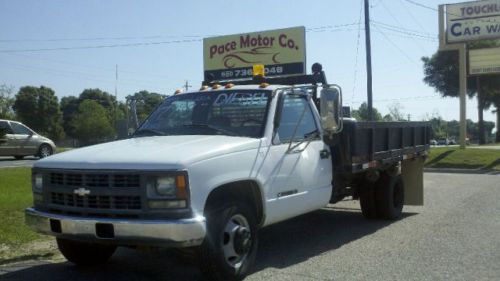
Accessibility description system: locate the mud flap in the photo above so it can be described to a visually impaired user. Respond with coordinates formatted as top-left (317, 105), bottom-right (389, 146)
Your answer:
top-left (401, 157), bottom-right (424, 206)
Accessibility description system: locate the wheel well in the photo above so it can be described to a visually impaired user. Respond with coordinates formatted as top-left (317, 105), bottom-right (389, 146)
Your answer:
top-left (204, 180), bottom-right (264, 226)
top-left (39, 143), bottom-right (52, 150)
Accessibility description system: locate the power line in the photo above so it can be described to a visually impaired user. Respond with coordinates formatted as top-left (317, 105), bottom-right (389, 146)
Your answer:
top-left (0, 35), bottom-right (203, 43)
top-left (402, 0), bottom-right (438, 12)
top-left (371, 20), bottom-right (437, 38)
top-left (0, 38), bottom-right (203, 53)
top-left (371, 23), bottom-right (419, 65)
top-left (0, 23), bottom-right (361, 53)
top-left (378, 0), bottom-right (427, 52)
top-left (398, 0), bottom-right (430, 34)
top-left (350, 94), bottom-right (441, 104)
top-left (371, 22), bottom-right (438, 41)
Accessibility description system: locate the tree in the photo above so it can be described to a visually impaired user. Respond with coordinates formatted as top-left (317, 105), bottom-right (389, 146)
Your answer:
top-left (125, 90), bottom-right (165, 122)
top-left (352, 102), bottom-right (382, 121)
top-left (79, 88), bottom-right (117, 110)
top-left (422, 40), bottom-right (500, 144)
top-left (72, 100), bottom-right (115, 145)
top-left (13, 86), bottom-right (64, 141)
top-left (0, 84), bottom-right (15, 119)
top-left (387, 102), bottom-right (407, 121)
top-left (60, 96), bottom-right (80, 139)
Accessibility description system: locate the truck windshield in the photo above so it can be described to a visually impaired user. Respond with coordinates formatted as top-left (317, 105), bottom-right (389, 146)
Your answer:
top-left (135, 90), bottom-right (272, 138)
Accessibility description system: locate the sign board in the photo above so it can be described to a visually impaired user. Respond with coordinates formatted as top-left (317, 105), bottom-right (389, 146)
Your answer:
top-left (203, 27), bottom-right (306, 81)
top-left (469, 47), bottom-right (500, 75)
top-left (445, 0), bottom-right (500, 43)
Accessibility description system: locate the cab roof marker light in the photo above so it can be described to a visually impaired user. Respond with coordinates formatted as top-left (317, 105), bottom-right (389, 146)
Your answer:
top-left (212, 84), bottom-right (221, 89)
top-left (259, 83), bottom-right (269, 88)
top-left (225, 83), bottom-right (234, 89)
top-left (200, 85), bottom-right (209, 91)
top-left (253, 64), bottom-right (265, 78)
top-left (174, 89), bottom-right (183, 95)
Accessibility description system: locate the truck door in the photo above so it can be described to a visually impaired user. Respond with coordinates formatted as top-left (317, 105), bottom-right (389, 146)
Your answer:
top-left (264, 89), bottom-right (333, 225)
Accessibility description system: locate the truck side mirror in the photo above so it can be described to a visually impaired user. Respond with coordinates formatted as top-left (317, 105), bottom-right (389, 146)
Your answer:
top-left (320, 86), bottom-right (342, 134)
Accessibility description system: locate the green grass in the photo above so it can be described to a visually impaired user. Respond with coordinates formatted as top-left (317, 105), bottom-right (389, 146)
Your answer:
top-left (0, 167), bottom-right (45, 246)
top-left (426, 147), bottom-right (500, 170)
top-left (55, 147), bottom-right (73, 153)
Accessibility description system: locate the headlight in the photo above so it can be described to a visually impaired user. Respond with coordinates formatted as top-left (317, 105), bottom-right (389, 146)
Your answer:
top-left (156, 176), bottom-right (176, 196)
top-left (34, 173), bottom-right (43, 192)
top-left (147, 175), bottom-right (188, 199)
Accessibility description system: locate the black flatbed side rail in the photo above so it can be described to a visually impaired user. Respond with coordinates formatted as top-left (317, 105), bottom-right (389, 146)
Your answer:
top-left (331, 120), bottom-right (431, 174)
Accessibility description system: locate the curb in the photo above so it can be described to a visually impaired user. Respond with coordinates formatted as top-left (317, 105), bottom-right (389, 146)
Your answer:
top-left (424, 168), bottom-right (499, 175)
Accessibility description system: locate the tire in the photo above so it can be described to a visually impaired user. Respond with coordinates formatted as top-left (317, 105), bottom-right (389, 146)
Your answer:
top-left (14, 156), bottom-right (24, 160)
top-left (56, 238), bottom-right (117, 266)
top-left (375, 174), bottom-right (405, 220)
top-left (359, 182), bottom-right (378, 219)
top-left (198, 203), bottom-right (258, 281)
top-left (38, 144), bottom-right (53, 158)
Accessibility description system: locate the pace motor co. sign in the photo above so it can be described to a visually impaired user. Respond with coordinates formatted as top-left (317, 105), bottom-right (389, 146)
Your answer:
top-left (446, 0), bottom-right (500, 43)
top-left (203, 27), bottom-right (306, 81)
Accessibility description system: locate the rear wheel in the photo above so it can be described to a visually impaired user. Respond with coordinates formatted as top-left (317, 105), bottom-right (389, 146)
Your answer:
top-left (198, 203), bottom-right (258, 281)
top-left (38, 144), bottom-right (52, 158)
top-left (56, 238), bottom-right (116, 266)
top-left (375, 174), bottom-right (405, 220)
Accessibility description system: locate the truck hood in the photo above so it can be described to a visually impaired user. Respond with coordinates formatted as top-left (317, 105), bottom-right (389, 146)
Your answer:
top-left (35, 135), bottom-right (262, 170)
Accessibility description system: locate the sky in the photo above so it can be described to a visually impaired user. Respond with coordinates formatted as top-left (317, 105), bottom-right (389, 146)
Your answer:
top-left (0, 0), bottom-right (497, 126)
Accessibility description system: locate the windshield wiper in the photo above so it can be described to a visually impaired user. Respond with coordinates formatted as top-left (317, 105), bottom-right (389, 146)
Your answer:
top-left (183, 123), bottom-right (238, 136)
top-left (133, 128), bottom-right (165, 137)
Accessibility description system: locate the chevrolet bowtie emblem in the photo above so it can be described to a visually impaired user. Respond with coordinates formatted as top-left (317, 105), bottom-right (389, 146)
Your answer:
top-left (74, 187), bottom-right (91, 196)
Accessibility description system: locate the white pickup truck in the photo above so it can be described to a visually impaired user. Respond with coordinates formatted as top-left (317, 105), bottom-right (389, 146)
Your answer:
top-left (26, 65), bottom-right (429, 281)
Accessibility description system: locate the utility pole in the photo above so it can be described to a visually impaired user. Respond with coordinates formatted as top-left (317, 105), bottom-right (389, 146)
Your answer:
top-left (184, 80), bottom-right (192, 92)
top-left (114, 64), bottom-right (119, 131)
top-left (364, 0), bottom-right (373, 121)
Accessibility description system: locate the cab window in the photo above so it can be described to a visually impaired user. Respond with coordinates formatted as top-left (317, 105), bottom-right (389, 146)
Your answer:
top-left (277, 95), bottom-right (318, 143)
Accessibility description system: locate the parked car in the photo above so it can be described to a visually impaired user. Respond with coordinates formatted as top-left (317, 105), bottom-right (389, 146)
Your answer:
top-left (430, 139), bottom-right (437, 145)
top-left (0, 119), bottom-right (56, 159)
top-left (437, 138), bottom-right (449, 145)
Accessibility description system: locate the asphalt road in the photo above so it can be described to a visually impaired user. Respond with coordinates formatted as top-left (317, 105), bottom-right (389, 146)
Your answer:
top-left (0, 156), bottom-right (37, 168)
top-left (1, 172), bottom-right (499, 281)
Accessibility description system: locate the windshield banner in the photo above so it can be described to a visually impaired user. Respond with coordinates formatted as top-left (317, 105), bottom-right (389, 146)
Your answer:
top-left (203, 26), bottom-right (306, 81)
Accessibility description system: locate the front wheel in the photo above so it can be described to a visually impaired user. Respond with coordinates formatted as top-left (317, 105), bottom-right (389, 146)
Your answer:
top-left (38, 144), bottom-right (53, 158)
top-left (198, 203), bottom-right (258, 281)
top-left (56, 238), bottom-right (117, 266)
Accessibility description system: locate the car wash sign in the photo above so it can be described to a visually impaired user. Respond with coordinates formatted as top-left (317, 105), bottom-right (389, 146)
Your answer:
top-left (203, 27), bottom-right (306, 81)
top-left (446, 0), bottom-right (500, 43)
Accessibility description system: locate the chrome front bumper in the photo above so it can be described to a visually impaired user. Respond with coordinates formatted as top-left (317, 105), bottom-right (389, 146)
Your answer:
top-left (25, 208), bottom-right (206, 247)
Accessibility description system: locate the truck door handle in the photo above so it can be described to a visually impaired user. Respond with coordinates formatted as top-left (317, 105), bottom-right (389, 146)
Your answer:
top-left (320, 149), bottom-right (330, 159)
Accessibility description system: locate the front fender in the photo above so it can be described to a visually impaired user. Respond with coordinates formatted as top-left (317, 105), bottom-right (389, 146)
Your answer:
top-left (187, 147), bottom-right (265, 216)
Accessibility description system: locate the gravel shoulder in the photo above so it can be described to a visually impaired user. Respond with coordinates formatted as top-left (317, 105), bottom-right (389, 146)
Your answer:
top-left (1, 173), bottom-right (499, 281)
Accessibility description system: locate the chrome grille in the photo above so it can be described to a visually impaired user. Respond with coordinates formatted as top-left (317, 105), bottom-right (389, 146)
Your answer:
top-left (50, 192), bottom-right (141, 210)
top-left (49, 172), bottom-right (140, 188)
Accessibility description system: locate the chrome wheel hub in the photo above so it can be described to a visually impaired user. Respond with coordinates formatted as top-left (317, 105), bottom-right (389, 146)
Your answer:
top-left (222, 214), bottom-right (251, 269)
